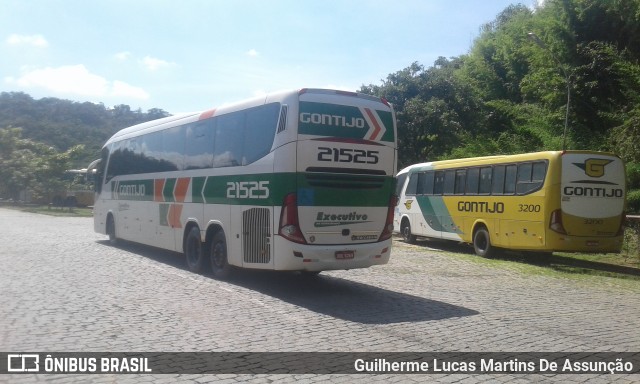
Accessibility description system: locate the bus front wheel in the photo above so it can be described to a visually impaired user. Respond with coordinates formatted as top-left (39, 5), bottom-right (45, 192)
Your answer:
top-left (473, 227), bottom-right (495, 258)
top-left (185, 226), bottom-right (207, 273)
top-left (106, 215), bottom-right (118, 245)
top-left (401, 219), bottom-right (416, 244)
top-left (209, 231), bottom-right (231, 279)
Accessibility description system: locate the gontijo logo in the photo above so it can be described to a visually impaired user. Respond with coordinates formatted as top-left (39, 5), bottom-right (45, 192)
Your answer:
top-left (298, 102), bottom-right (388, 141)
top-left (299, 112), bottom-right (366, 129)
top-left (573, 158), bottom-right (613, 178)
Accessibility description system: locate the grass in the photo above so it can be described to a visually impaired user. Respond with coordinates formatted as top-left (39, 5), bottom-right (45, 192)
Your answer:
top-left (396, 227), bottom-right (640, 287)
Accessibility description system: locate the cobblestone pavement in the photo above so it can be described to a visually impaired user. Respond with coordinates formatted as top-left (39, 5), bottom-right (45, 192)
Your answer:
top-left (1, 208), bottom-right (639, 383)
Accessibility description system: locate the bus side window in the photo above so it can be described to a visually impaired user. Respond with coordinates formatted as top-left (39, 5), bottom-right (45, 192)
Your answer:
top-left (405, 173), bottom-right (418, 196)
top-left (185, 120), bottom-right (214, 170)
top-left (466, 168), bottom-right (479, 195)
top-left (395, 173), bottom-right (408, 197)
top-left (479, 167), bottom-right (492, 194)
top-left (444, 170), bottom-right (455, 195)
top-left (532, 161), bottom-right (547, 183)
top-left (422, 171), bottom-right (435, 195)
top-left (516, 161), bottom-right (547, 194)
top-left (214, 111), bottom-right (245, 167)
top-left (244, 103), bottom-right (279, 165)
top-left (416, 172), bottom-right (426, 195)
top-left (434, 171), bottom-right (445, 195)
top-left (162, 126), bottom-right (185, 171)
top-left (106, 141), bottom-right (126, 179)
top-left (492, 165), bottom-right (506, 195)
top-left (454, 169), bottom-right (466, 195)
top-left (504, 165), bottom-right (517, 194)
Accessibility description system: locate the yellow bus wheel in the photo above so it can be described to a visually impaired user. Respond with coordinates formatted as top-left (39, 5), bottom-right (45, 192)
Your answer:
top-left (473, 226), bottom-right (495, 258)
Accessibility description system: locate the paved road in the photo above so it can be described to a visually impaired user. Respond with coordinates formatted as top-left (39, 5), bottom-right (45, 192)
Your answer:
top-left (1, 208), bottom-right (639, 383)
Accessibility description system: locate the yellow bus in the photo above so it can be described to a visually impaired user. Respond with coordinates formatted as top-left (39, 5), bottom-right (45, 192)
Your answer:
top-left (394, 151), bottom-right (626, 257)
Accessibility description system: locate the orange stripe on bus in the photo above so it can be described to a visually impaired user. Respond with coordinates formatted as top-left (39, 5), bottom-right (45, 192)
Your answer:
top-left (199, 109), bottom-right (216, 120)
top-left (168, 204), bottom-right (183, 228)
top-left (154, 179), bottom-right (166, 202)
top-left (174, 177), bottom-right (190, 203)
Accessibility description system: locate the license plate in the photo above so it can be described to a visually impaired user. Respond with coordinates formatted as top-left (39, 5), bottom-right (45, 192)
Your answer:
top-left (586, 241), bottom-right (600, 247)
top-left (335, 251), bottom-right (354, 260)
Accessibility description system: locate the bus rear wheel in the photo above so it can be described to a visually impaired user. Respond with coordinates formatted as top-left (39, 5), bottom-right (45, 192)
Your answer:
top-left (209, 231), bottom-right (231, 279)
top-left (473, 226), bottom-right (495, 258)
top-left (185, 226), bottom-right (207, 273)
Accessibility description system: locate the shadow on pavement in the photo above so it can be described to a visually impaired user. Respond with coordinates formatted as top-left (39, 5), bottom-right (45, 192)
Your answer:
top-left (98, 239), bottom-right (479, 324)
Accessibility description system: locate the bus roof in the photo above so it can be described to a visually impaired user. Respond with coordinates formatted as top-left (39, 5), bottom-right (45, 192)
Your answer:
top-left (104, 88), bottom-right (392, 147)
top-left (397, 150), bottom-right (620, 175)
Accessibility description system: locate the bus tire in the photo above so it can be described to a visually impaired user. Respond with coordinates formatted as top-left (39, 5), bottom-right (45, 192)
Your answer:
top-left (106, 214), bottom-right (118, 245)
top-left (209, 231), bottom-right (231, 279)
top-left (401, 219), bottom-right (416, 244)
top-left (473, 226), bottom-right (495, 258)
top-left (184, 226), bottom-right (207, 273)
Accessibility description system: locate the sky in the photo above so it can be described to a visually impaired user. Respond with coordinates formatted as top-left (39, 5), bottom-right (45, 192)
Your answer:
top-left (1, 0), bottom-right (535, 114)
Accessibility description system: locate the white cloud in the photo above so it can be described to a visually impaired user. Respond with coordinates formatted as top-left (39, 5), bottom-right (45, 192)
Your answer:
top-left (141, 56), bottom-right (175, 71)
top-left (252, 89), bottom-right (268, 98)
top-left (246, 49), bottom-right (259, 57)
top-left (114, 51), bottom-right (131, 61)
top-left (111, 80), bottom-right (149, 99)
top-left (6, 33), bottom-right (48, 47)
top-left (4, 64), bottom-right (149, 100)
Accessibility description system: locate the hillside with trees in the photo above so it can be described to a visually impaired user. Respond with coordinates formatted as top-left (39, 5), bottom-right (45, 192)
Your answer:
top-left (0, 92), bottom-right (169, 202)
top-left (0, 0), bottom-right (638, 210)
top-left (360, 0), bottom-right (640, 211)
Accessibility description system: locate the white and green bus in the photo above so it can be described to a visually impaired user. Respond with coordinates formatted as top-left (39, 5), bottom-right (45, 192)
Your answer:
top-left (91, 89), bottom-right (398, 277)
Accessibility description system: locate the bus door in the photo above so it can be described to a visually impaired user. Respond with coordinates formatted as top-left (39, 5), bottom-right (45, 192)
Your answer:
top-left (295, 90), bottom-right (396, 246)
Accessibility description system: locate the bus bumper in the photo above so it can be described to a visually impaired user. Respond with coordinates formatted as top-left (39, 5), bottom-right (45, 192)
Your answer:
top-left (545, 234), bottom-right (624, 253)
top-left (272, 236), bottom-right (392, 272)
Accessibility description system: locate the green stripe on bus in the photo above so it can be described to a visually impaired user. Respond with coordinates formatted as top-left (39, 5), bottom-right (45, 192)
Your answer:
top-left (111, 172), bottom-right (394, 208)
top-left (163, 178), bottom-right (176, 202)
top-left (192, 177), bottom-right (206, 204)
top-left (416, 195), bottom-right (462, 234)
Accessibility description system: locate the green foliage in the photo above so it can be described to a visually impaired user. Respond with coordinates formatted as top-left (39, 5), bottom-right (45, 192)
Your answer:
top-left (361, 0), bottom-right (640, 166)
top-left (0, 92), bottom-right (170, 166)
top-left (0, 92), bottom-right (171, 202)
top-left (0, 127), bottom-right (87, 202)
top-left (627, 190), bottom-right (640, 214)
top-left (626, 162), bottom-right (640, 190)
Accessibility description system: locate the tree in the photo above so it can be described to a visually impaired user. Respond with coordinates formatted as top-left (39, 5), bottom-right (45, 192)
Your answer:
top-left (0, 127), bottom-right (40, 201)
top-left (0, 126), bottom-right (85, 202)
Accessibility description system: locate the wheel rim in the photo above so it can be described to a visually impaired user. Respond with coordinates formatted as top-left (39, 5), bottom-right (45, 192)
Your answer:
top-left (476, 232), bottom-right (488, 253)
top-left (211, 241), bottom-right (225, 268)
top-left (402, 224), bottom-right (410, 241)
